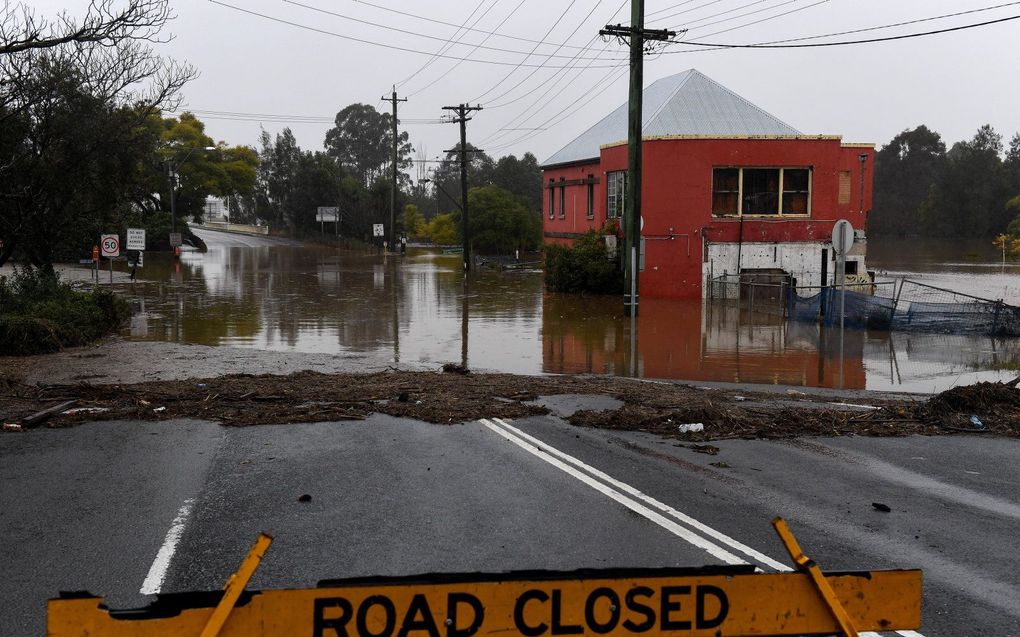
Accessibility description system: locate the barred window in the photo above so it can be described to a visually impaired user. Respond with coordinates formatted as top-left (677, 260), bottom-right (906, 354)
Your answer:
top-left (548, 180), bottom-right (555, 219)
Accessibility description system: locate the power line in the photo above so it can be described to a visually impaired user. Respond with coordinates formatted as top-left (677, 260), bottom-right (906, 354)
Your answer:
top-left (667, 0), bottom-right (829, 41)
top-left (405, 0), bottom-right (529, 98)
top-left (478, 0), bottom-right (609, 108)
top-left (344, 0), bottom-right (624, 52)
top-left (647, 0), bottom-right (735, 25)
top-left (280, 0), bottom-right (627, 61)
top-left (206, 1), bottom-right (627, 67)
top-left (467, 0), bottom-right (582, 103)
top-left (669, 0), bottom-right (798, 31)
top-left (671, 12), bottom-right (1020, 48)
top-left (392, 0), bottom-right (492, 89)
top-left (692, 1), bottom-right (1020, 46)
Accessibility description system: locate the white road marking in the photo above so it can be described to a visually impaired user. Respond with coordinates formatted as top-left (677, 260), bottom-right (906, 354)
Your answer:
top-left (485, 418), bottom-right (925, 637)
top-left (490, 418), bottom-right (789, 571)
top-left (139, 498), bottom-right (194, 595)
top-left (478, 419), bottom-right (746, 565)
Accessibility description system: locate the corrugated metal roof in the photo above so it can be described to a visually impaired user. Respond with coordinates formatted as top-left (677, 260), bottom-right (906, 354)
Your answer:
top-left (542, 69), bottom-right (801, 167)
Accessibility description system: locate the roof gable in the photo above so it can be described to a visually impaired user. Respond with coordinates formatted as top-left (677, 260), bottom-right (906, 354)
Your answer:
top-left (542, 69), bottom-right (800, 167)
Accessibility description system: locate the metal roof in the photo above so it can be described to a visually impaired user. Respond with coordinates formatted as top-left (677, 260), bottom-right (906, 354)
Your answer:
top-left (541, 69), bottom-right (801, 167)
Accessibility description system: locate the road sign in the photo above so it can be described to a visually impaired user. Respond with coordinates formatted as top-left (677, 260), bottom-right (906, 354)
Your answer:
top-left (47, 567), bottom-right (922, 636)
top-left (373, 223), bottom-right (385, 237)
top-left (100, 234), bottom-right (120, 258)
top-left (126, 228), bottom-right (146, 251)
top-left (831, 219), bottom-right (853, 255)
top-left (316, 207), bottom-right (340, 223)
top-left (169, 232), bottom-right (183, 247)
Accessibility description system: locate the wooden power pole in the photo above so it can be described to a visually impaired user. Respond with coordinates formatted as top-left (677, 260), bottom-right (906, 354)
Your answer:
top-left (383, 87), bottom-right (407, 251)
top-left (442, 104), bottom-right (483, 272)
top-left (601, 4), bottom-right (675, 317)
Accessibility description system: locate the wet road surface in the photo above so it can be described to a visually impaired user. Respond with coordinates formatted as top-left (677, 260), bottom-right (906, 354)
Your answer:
top-left (3, 415), bottom-right (1017, 636)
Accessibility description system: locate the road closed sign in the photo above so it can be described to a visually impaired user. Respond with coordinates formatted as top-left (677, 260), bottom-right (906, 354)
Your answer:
top-left (48, 566), bottom-right (922, 636)
top-left (100, 234), bottom-right (120, 258)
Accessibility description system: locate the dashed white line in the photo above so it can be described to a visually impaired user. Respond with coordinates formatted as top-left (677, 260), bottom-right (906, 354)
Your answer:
top-left (483, 417), bottom-right (925, 637)
top-left (139, 498), bottom-right (194, 595)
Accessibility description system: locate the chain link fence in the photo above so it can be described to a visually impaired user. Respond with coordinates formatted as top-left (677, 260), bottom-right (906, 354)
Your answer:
top-left (707, 275), bottom-right (1020, 336)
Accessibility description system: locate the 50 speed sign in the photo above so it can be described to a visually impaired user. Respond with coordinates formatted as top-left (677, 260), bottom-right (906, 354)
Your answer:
top-left (100, 234), bottom-right (120, 258)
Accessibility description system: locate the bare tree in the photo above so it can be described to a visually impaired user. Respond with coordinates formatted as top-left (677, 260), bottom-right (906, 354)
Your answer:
top-left (0, 0), bottom-right (171, 55)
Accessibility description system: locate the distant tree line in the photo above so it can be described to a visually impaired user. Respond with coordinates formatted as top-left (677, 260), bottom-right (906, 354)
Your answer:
top-left (870, 124), bottom-right (1020, 238)
top-left (0, 0), bottom-right (544, 267)
top-left (253, 114), bottom-right (543, 253)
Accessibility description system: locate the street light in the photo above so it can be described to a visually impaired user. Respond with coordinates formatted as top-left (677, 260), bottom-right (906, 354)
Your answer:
top-left (167, 145), bottom-right (216, 237)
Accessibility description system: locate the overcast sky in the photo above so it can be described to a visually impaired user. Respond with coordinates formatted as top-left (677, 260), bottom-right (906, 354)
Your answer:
top-left (34, 0), bottom-right (1020, 167)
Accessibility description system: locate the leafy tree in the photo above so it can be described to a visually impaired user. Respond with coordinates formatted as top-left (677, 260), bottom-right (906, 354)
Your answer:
top-left (424, 213), bottom-right (459, 246)
top-left (921, 125), bottom-right (1010, 237)
top-left (0, 0), bottom-right (194, 267)
top-left (402, 204), bottom-right (425, 239)
top-left (870, 125), bottom-right (946, 237)
top-left (490, 152), bottom-right (543, 213)
top-left (255, 127), bottom-right (302, 228)
top-left (458, 185), bottom-right (541, 254)
top-left (324, 103), bottom-right (412, 186)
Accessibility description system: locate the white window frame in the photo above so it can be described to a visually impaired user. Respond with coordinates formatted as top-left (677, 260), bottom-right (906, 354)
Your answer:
top-left (607, 170), bottom-right (626, 219)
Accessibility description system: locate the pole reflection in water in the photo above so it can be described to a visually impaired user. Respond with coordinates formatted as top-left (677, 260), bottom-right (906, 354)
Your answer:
top-left (119, 238), bottom-right (1020, 393)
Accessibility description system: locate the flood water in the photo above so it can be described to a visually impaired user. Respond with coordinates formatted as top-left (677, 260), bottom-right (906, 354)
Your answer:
top-left (113, 230), bottom-right (1020, 393)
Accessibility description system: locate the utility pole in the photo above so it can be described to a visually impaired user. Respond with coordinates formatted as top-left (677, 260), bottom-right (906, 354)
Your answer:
top-left (442, 104), bottom-right (483, 272)
top-left (601, 5), bottom-right (676, 317)
top-left (383, 87), bottom-right (407, 252)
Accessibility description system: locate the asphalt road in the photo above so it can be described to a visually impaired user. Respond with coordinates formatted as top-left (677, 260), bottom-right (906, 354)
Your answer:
top-left (2, 413), bottom-right (1018, 636)
top-left (189, 225), bottom-right (303, 248)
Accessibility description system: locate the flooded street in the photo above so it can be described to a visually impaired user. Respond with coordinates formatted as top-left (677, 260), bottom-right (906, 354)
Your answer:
top-left (111, 229), bottom-right (1020, 393)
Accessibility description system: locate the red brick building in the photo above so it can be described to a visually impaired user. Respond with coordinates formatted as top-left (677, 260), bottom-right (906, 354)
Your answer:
top-left (542, 69), bottom-right (873, 299)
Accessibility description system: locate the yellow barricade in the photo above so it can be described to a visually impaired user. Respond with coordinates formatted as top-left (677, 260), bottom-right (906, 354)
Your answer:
top-left (48, 521), bottom-right (923, 637)
top-left (49, 566), bottom-right (921, 636)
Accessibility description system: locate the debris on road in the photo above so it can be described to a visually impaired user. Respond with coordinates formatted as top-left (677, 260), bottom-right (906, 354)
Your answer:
top-left (297, 494), bottom-right (312, 503)
top-left (677, 422), bottom-right (704, 433)
top-left (1, 371), bottom-right (1019, 440)
top-left (3, 422), bottom-right (23, 432)
top-left (22, 400), bottom-right (76, 428)
top-left (872, 502), bottom-right (892, 513)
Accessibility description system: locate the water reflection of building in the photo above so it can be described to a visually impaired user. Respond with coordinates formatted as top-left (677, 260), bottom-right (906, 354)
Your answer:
top-left (542, 294), bottom-right (866, 389)
top-left (541, 69), bottom-right (873, 299)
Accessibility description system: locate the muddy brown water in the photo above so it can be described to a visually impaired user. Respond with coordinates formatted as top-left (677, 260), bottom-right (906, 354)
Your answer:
top-left (91, 230), bottom-right (1020, 394)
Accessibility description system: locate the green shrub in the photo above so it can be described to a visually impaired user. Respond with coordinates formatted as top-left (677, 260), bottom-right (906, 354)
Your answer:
top-left (545, 231), bottom-right (623, 295)
top-left (0, 266), bottom-right (131, 355)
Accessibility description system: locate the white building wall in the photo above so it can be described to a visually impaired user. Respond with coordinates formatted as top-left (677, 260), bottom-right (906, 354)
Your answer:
top-left (704, 241), bottom-right (867, 298)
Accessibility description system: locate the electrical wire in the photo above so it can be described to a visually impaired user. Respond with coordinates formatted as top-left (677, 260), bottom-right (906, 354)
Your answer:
top-left (282, 0), bottom-right (629, 62)
top-left (405, 0), bottom-right (529, 98)
top-left (206, 1), bottom-right (627, 67)
top-left (669, 0), bottom-right (800, 32)
top-left (344, 0), bottom-right (622, 52)
top-left (393, 0), bottom-right (494, 89)
top-left (689, 1), bottom-right (1020, 45)
top-left (467, 0), bottom-right (582, 103)
top-left (478, 0), bottom-right (610, 108)
top-left (671, 12), bottom-right (1020, 48)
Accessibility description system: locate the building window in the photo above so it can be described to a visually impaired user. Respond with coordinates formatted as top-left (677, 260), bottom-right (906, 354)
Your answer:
top-left (548, 180), bottom-right (555, 219)
top-left (607, 171), bottom-right (626, 219)
top-left (586, 175), bottom-right (595, 219)
top-left (712, 168), bottom-right (739, 215)
top-left (712, 167), bottom-right (812, 217)
top-left (782, 168), bottom-right (810, 215)
top-left (558, 178), bottom-right (566, 219)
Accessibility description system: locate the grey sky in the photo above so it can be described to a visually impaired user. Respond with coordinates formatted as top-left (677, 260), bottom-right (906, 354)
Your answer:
top-left (34, 1), bottom-right (1020, 166)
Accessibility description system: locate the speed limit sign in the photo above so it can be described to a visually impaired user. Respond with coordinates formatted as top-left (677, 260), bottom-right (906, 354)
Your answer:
top-left (100, 234), bottom-right (120, 258)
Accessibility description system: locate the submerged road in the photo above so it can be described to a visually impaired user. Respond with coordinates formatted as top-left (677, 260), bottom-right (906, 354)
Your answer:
top-left (189, 225), bottom-right (304, 248)
top-left (2, 413), bottom-right (1018, 636)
